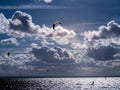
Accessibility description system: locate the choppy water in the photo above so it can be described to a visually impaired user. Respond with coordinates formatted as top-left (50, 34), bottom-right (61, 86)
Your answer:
top-left (0, 77), bottom-right (120, 90)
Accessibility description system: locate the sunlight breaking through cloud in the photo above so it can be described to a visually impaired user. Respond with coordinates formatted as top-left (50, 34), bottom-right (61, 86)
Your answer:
top-left (0, 10), bottom-right (120, 76)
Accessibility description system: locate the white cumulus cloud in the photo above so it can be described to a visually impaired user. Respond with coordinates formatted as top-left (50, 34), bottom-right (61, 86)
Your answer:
top-left (82, 20), bottom-right (120, 61)
top-left (1, 10), bottom-right (120, 68)
top-left (0, 38), bottom-right (19, 45)
top-left (9, 11), bottom-right (40, 34)
top-left (43, 0), bottom-right (53, 3)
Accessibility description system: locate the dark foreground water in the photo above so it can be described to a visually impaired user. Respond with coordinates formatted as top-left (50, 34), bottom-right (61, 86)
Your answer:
top-left (0, 77), bottom-right (120, 90)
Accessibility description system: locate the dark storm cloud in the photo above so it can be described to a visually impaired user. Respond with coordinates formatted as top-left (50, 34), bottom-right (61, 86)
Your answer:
top-left (87, 46), bottom-right (119, 61)
top-left (9, 11), bottom-right (39, 33)
top-left (83, 20), bottom-right (120, 61)
top-left (32, 46), bottom-right (74, 63)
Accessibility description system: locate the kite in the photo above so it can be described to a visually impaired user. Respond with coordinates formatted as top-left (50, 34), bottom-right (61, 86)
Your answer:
top-left (52, 21), bottom-right (61, 30)
top-left (7, 50), bottom-right (13, 57)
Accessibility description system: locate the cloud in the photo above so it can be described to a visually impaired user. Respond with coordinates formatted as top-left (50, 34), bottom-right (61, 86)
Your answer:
top-left (31, 43), bottom-right (39, 48)
top-left (9, 11), bottom-right (39, 34)
top-left (46, 25), bottom-right (77, 45)
top-left (87, 45), bottom-right (118, 61)
top-left (82, 20), bottom-right (120, 61)
top-left (0, 10), bottom-right (120, 68)
top-left (1, 11), bottom-right (76, 41)
top-left (36, 0), bottom-right (53, 3)
top-left (43, 0), bottom-right (53, 3)
top-left (0, 11), bottom-right (78, 47)
top-left (31, 46), bottom-right (74, 63)
top-left (83, 20), bottom-right (120, 41)
top-left (0, 52), bottom-right (36, 74)
top-left (1, 10), bottom-right (120, 76)
top-left (0, 14), bottom-right (26, 38)
top-left (0, 13), bottom-right (9, 33)
top-left (0, 38), bottom-right (19, 45)
top-left (47, 26), bottom-right (76, 37)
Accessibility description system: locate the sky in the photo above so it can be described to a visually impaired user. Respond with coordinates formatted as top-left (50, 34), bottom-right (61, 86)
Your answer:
top-left (0, 0), bottom-right (120, 76)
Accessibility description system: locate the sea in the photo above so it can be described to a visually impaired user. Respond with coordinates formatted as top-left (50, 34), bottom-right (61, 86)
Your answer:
top-left (0, 77), bottom-right (120, 90)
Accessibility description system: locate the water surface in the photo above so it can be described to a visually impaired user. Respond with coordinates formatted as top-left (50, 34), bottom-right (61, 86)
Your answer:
top-left (0, 77), bottom-right (120, 90)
